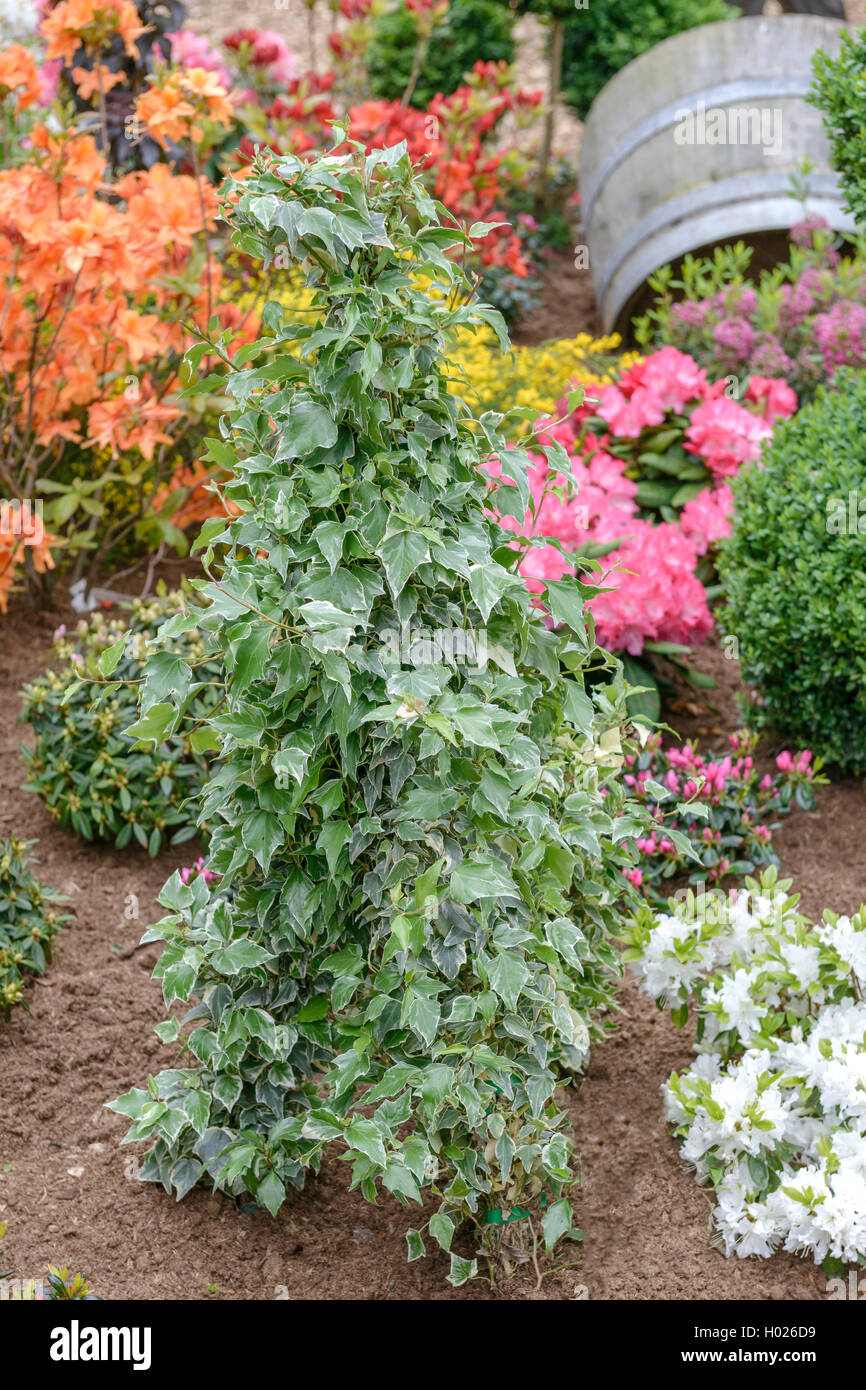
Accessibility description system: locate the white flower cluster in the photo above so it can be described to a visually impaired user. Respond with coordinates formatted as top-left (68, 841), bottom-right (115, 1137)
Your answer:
top-left (0, 0), bottom-right (39, 41)
top-left (624, 871), bottom-right (866, 1266)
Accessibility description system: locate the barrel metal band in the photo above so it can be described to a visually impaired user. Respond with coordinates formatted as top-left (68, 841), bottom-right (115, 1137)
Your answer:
top-left (581, 75), bottom-right (820, 227)
top-left (594, 169), bottom-right (847, 308)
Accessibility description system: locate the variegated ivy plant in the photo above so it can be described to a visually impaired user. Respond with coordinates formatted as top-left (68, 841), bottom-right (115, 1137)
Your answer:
top-left (109, 137), bottom-right (652, 1286)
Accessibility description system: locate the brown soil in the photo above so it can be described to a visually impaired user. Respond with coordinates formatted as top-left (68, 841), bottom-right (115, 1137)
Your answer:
top-left (511, 242), bottom-right (601, 347)
top-left (1, 583), bottom-right (863, 1301)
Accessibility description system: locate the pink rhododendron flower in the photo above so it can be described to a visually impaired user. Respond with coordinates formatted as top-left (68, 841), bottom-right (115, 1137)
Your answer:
top-left (684, 397), bottom-right (772, 479)
top-left (679, 485), bottom-right (734, 556)
top-left (595, 383), bottom-right (665, 437)
top-left (743, 374), bottom-right (798, 422)
top-left (587, 521), bottom-right (713, 655)
top-left (617, 346), bottom-right (709, 413)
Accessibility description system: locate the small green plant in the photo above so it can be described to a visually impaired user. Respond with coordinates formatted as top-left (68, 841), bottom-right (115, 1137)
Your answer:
top-left (717, 367), bottom-right (866, 772)
top-left (110, 136), bottom-right (654, 1286)
top-left (0, 839), bottom-right (69, 1021)
top-left (366, 0), bottom-right (514, 109)
top-left (20, 591), bottom-right (223, 855)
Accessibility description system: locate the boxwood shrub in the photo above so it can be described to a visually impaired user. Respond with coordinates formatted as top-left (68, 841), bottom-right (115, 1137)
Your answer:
top-left (20, 593), bottom-right (222, 854)
top-left (717, 368), bottom-right (866, 772)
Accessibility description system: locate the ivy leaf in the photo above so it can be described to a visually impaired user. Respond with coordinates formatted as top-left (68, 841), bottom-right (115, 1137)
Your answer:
top-left (377, 529), bottom-right (430, 598)
top-left (242, 810), bottom-right (283, 872)
top-left (429, 1213), bottom-right (454, 1251)
top-left (345, 1117), bottom-right (387, 1167)
top-left (450, 856), bottom-right (519, 903)
top-left (487, 951), bottom-right (529, 1012)
top-left (98, 635), bottom-right (126, 677)
top-left (447, 1254), bottom-right (478, 1287)
top-left (541, 1197), bottom-right (573, 1252)
top-left (275, 398), bottom-right (338, 459)
top-left (124, 702), bottom-right (174, 746)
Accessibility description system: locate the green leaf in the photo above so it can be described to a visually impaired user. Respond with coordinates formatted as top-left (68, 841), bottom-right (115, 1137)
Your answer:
top-left (124, 702), bottom-right (174, 746)
top-left (487, 951), bottom-right (529, 1013)
top-left (377, 529), bottom-right (430, 598)
top-left (405, 1227), bottom-right (426, 1260)
top-left (275, 398), bottom-right (338, 459)
top-left (450, 855), bottom-right (518, 904)
top-left (257, 1171), bottom-right (287, 1217)
top-left (541, 1197), bottom-right (573, 1252)
top-left (98, 636), bottom-right (126, 677)
top-left (345, 1117), bottom-right (387, 1167)
top-left (429, 1212), bottom-right (454, 1252)
top-left (447, 1253), bottom-right (478, 1287)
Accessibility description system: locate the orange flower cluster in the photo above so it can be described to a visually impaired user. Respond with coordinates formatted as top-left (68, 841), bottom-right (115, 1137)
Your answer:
top-left (135, 67), bottom-right (234, 149)
top-left (0, 522), bottom-right (55, 613)
top-left (0, 123), bottom-right (220, 456)
top-left (42, 0), bottom-right (149, 64)
top-left (153, 463), bottom-right (241, 531)
top-left (0, 45), bottom-right (42, 112)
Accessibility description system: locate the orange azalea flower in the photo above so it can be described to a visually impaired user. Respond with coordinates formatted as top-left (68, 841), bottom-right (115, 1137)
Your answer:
top-left (135, 82), bottom-right (196, 148)
top-left (42, 0), bottom-right (149, 65)
top-left (86, 385), bottom-right (178, 460)
top-left (70, 64), bottom-right (126, 101)
top-left (0, 46), bottom-right (42, 112)
top-left (135, 67), bottom-right (232, 150)
top-left (0, 523), bottom-right (56, 612)
top-left (153, 463), bottom-right (240, 531)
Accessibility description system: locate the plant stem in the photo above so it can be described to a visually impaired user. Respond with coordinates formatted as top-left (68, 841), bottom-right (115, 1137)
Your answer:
top-left (535, 17), bottom-right (564, 208)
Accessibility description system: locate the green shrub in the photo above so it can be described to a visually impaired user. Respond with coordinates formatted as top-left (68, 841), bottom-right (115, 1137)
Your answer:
top-left (110, 139), bottom-right (653, 1284)
top-left (717, 368), bottom-right (866, 772)
top-left (810, 28), bottom-right (866, 228)
top-left (366, 0), bottom-right (514, 108)
top-left (0, 839), bottom-right (69, 1020)
top-left (562, 0), bottom-right (736, 119)
top-left (20, 592), bottom-right (222, 855)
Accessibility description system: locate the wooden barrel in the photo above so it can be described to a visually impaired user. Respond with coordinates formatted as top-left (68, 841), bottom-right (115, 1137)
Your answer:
top-left (579, 15), bottom-right (856, 334)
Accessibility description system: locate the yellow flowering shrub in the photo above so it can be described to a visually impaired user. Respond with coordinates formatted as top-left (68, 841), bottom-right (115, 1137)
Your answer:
top-left (446, 325), bottom-right (639, 427)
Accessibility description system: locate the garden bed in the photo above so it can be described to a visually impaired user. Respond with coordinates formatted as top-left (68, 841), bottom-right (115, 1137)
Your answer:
top-left (2, 595), bottom-right (862, 1300)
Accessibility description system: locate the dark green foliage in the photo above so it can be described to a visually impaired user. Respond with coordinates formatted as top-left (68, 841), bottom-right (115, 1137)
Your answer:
top-left (810, 28), bottom-right (866, 228)
top-left (561, 0), bottom-right (737, 119)
top-left (20, 593), bottom-right (222, 855)
top-left (0, 839), bottom-right (69, 1020)
top-left (717, 368), bottom-right (866, 772)
top-left (110, 139), bottom-right (651, 1283)
top-left (366, 0), bottom-right (514, 107)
